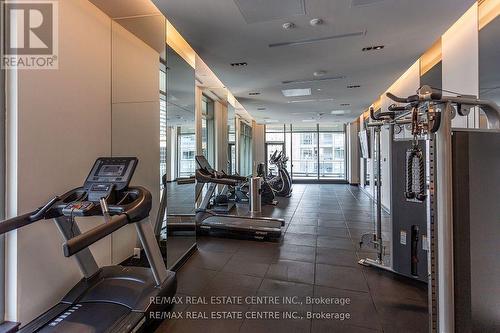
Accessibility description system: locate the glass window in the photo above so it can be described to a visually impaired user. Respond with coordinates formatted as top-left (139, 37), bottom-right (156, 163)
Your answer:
top-left (265, 124), bottom-right (286, 173)
top-left (178, 126), bottom-right (196, 178)
top-left (228, 118), bottom-right (236, 173)
top-left (291, 132), bottom-right (318, 179)
top-left (201, 95), bottom-right (215, 165)
top-left (265, 124), bottom-right (285, 142)
top-left (286, 124), bottom-right (346, 181)
top-left (265, 143), bottom-right (284, 175)
top-left (319, 132), bottom-right (345, 179)
top-left (159, 96), bottom-right (167, 180)
top-left (239, 122), bottom-right (253, 176)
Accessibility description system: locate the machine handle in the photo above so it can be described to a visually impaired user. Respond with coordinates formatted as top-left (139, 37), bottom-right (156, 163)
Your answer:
top-left (0, 196), bottom-right (60, 235)
top-left (370, 107), bottom-right (395, 121)
top-left (62, 213), bottom-right (129, 257)
top-left (386, 92), bottom-right (419, 103)
top-left (0, 212), bottom-right (37, 235)
top-left (29, 196), bottom-right (60, 221)
top-left (388, 104), bottom-right (411, 112)
top-left (224, 174), bottom-right (247, 182)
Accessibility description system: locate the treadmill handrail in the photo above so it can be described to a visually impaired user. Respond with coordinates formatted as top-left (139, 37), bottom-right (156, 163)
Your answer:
top-left (0, 212), bottom-right (38, 235)
top-left (62, 213), bottom-right (129, 257)
top-left (0, 196), bottom-right (60, 235)
top-left (62, 186), bottom-right (151, 257)
top-left (196, 169), bottom-right (239, 186)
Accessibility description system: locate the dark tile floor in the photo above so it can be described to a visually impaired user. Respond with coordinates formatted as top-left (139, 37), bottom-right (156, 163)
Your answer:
top-left (157, 184), bottom-right (428, 333)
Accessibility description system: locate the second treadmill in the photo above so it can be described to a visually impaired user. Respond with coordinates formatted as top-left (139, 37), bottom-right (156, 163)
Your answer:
top-left (194, 155), bottom-right (284, 240)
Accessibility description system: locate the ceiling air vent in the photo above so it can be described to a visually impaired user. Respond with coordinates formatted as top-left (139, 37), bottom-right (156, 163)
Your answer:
top-left (347, 85), bottom-right (361, 88)
top-left (340, 103), bottom-right (351, 107)
top-left (351, 0), bottom-right (385, 7)
top-left (230, 62), bottom-right (248, 67)
top-left (270, 30), bottom-right (366, 48)
top-left (282, 75), bottom-right (345, 85)
top-left (362, 45), bottom-right (384, 52)
top-left (249, 92), bottom-right (261, 96)
top-left (257, 107), bottom-right (267, 111)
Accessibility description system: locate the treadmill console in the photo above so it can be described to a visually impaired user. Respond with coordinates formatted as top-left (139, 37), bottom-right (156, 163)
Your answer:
top-left (84, 157), bottom-right (138, 202)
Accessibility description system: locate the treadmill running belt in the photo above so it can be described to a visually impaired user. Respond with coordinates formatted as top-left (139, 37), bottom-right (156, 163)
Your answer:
top-left (37, 302), bottom-right (130, 333)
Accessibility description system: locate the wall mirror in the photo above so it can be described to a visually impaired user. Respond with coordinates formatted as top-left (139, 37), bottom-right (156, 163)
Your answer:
top-left (107, 9), bottom-right (196, 269)
top-left (108, 12), bottom-right (167, 265)
top-left (161, 44), bottom-right (197, 268)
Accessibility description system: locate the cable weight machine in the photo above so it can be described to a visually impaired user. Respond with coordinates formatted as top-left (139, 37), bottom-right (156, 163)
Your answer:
top-left (359, 85), bottom-right (500, 333)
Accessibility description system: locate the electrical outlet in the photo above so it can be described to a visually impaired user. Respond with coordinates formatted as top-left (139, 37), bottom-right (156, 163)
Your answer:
top-left (422, 235), bottom-right (429, 251)
top-left (400, 230), bottom-right (407, 245)
top-left (133, 248), bottom-right (141, 259)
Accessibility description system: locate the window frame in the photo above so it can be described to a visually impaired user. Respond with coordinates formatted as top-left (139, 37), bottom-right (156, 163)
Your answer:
top-left (177, 131), bottom-right (196, 178)
top-left (1, 21), bottom-right (6, 323)
top-left (267, 124), bottom-right (347, 183)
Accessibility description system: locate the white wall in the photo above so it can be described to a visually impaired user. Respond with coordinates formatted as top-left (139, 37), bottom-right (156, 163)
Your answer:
top-left (442, 3), bottom-right (479, 128)
top-left (111, 20), bottom-right (161, 259)
top-left (214, 101), bottom-right (228, 172)
top-left (8, 0), bottom-right (112, 323)
top-left (194, 86), bottom-right (203, 156)
top-left (347, 121), bottom-right (359, 185)
top-left (5, 0), bottom-right (162, 324)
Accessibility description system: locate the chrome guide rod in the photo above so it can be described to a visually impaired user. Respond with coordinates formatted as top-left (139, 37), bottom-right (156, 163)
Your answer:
top-left (427, 134), bottom-right (438, 333)
top-left (435, 103), bottom-right (454, 333)
top-left (375, 126), bottom-right (383, 262)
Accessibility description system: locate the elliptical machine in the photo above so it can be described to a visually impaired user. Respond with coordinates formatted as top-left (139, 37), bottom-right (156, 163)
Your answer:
top-left (258, 151), bottom-right (292, 197)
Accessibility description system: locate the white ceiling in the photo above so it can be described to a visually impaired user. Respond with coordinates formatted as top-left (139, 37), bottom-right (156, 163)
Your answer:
top-left (153, 0), bottom-right (474, 124)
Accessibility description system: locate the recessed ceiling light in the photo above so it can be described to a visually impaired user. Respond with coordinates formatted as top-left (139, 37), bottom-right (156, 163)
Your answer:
top-left (265, 119), bottom-right (279, 123)
top-left (362, 45), bottom-right (384, 51)
top-left (249, 92), bottom-right (261, 96)
top-left (331, 110), bottom-right (345, 115)
top-left (282, 22), bottom-right (295, 30)
top-left (230, 62), bottom-right (248, 67)
top-left (282, 88), bottom-right (312, 97)
top-left (302, 119), bottom-right (317, 123)
top-left (309, 18), bottom-right (324, 26)
top-left (317, 88), bottom-right (322, 91)
top-left (347, 85), bottom-right (361, 88)
top-left (313, 70), bottom-right (327, 77)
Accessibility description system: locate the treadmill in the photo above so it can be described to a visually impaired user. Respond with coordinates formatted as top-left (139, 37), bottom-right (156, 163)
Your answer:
top-left (194, 155), bottom-right (284, 240)
top-left (0, 157), bottom-right (176, 333)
